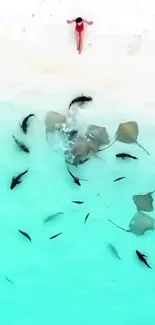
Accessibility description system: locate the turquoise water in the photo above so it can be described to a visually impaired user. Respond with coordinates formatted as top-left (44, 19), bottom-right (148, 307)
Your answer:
top-left (0, 97), bottom-right (155, 325)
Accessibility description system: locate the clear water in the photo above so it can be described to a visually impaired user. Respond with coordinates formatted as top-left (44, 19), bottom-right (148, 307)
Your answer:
top-left (0, 93), bottom-right (155, 325)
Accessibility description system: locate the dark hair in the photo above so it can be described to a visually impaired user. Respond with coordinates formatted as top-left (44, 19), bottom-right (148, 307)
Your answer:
top-left (75, 17), bottom-right (83, 23)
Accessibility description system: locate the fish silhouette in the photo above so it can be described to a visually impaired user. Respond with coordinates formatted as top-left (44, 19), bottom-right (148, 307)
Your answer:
top-left (116, 153), bottom-right (138, 160)
top-left (12, 135), bottom-right (29, 153)
top-left (69, 95), bottom-right (92, 109)
top-left (10, 169), bottom-right (29, 190)
top-left (136, 250), bottom-right (151, 269)
top-left (20, 114), bottom-right (35, 134)
top-left (18, 229), bottom-right (32, 242)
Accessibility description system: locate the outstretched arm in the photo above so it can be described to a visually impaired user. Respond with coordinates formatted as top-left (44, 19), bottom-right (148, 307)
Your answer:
top-left (66, 19), bottom-right (75, 24)
top-left (83, 19), bottom-right (93, 25)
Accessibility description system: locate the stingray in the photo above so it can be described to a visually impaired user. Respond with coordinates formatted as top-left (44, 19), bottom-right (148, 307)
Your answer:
top-left (115, 121), bottom-right (149, 155)
top-left (66, 132), bottom-right (121, 165)
top-left (45, 111), bottom-right (66, 131)
top-left (108, 211), bottom-right (155, 235)
top-left (85, 125), bottom-right (110, 146)
top-left (66, 136), bottom-right (100, 165)
top-left (129, 211), bottom-right (155, 235)
top-left (132, 190), bottom-right (155, 212)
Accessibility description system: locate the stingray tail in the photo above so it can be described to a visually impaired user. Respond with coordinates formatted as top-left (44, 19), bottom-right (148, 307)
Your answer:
top-left (98, 134), bottom-right (121, 152)
top-left (108, 219), bottom-right (130, 232)
top-left (79, 178), bottom-right (89, 181)
top-left (137, 142), bottom-right (150, 155)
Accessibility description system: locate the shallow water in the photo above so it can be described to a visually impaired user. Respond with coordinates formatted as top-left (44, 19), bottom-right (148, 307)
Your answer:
top-left (0, 88), bottom-right (155, 324)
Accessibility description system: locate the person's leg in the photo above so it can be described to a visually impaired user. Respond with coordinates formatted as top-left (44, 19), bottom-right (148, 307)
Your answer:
top-left (75, 30), bottom-right (80, 51)
top-left (79, 31), bottom-right (84, 54)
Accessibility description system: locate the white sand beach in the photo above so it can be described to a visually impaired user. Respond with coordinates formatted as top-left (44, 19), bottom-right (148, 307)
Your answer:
top-left (0, 0), bottom-right (155, 103)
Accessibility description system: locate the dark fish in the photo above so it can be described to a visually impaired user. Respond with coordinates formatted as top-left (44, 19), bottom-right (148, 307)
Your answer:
top-left (108, 243), bottom-right (122, 260)
top-left (72, 201), bottom-right (84, 205)
top-left (68, 169), bottom-right (81, 186)
top-left (49, 232), bottom-right (63, 240)
top-left (114, 176), bottom-right (126, 182)
top-left (64, 130), bottom-right (78, 140)
top-left (136, 250), bottom-right (151, 269)
top-left (116, 153), bottom-right (138, 160)
top-left (43, 212), bottom-right (64, 223)
top-left (5, 276), bottom-right (14, 284)
top-left (64, 130), bottom-right (78, 143)
top-left (67, 167), bottom-right (88, 186)
top-left (69, 95), bottom-right (92, 109)
top-left (65, 160), bottom-right (78, 168)
top-left (84, 213), bottom-right (90, 223)
top-left (71, 158), bottom-right (89, 167)
top-left (77, 158), bottom-right (89, 165)
top-left (10, 168), bottom-right (29, 190)
top-left (20, 114), bottom-right (35, 134)
top-left (18, 229), bottom-right (32, 242)
top-left (12, 135), bottom-right (29, 153)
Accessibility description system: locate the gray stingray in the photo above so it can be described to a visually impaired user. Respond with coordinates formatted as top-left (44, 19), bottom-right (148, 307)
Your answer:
top-left (129, 211), bottom-right (155, 235)
top-left (115, 121), bottom-right (149, 155)
top-left (66, 136), bottom-right (100, 165)
top-left (132, 190), bottom-right (155, 212)
top-left (45, 111), bottom-right (66, 131)
top-left (85, 125), bottom-right (110, 146)
top-left (108, 211), bottom-right (155, 236)
top-left (66, 132), bottom-right (121, 165)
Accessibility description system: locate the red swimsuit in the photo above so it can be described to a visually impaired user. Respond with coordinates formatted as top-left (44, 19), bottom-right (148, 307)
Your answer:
top-left (75, 21), bottom-right (84, 33)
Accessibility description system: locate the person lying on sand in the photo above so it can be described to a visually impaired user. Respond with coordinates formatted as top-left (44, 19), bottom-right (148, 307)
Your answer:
top-left (66, 17), bottom-right (93, 54)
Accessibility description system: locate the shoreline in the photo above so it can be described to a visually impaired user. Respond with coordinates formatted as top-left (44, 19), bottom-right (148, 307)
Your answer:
top-left (0, 18), bottom-right (154, 104)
